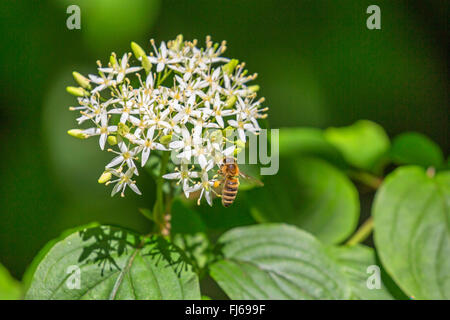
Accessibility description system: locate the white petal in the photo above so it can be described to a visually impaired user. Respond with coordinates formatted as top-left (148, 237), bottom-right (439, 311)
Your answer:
top-left (198, 154), bottom-right (207, 169)
top-left (118, 142), bottom-right (128, 153)
top-left (106, 156), bottom-right (124, 168)
top-left (146, 73), bottom-right (154, 87)
top-left (121, 53), bottom-right (128, 68)
top-left (169, 141), bottom-right (184, 149)
top-left (141, 148), bottom-right (150, 167)
top-left (129, 183), bottom-right (142, 195)
top-left (183, 72), bottom-right (192, 81)
top-left (111, 182), bottom-right (122, 196)
top-left (238, 129), bottom-right (246, 142)
top-left (160, 41), bottom-right (167, 57)
top-left (120, 112), bottom-right (129, 123)
top-left (205, 191), bottom-right (212, 206)
top-left (99, 134), bottom-right (107, 150)
top-left (228, 120), bottom-right (238, 127)
top-left (223, 145), bottom-right (236, 156)
top-left (163, 172), bottom-right (181, 180)
top-left (216, 116), bottom-right (224, 128)
top-left (147, 126), bottom-right (156, 139)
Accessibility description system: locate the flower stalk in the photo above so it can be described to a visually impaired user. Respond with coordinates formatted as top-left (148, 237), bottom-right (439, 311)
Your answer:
top-left (346, 216), bottom-right (374, 246)
top-left (153, 151), bottom-right (170, 234)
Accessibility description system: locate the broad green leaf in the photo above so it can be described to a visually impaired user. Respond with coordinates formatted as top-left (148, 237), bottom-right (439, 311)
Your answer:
top-left (327, 245), bottom-right (393, 300)
top-left (324, 120), bottom-right (390, 172)
top-left (25, 225), bottom-right (200, 300)
top-left (248, 157), bottom-right (359, 244)
top-left (22, 222), bottom-right (100, 292)
top-left (279, 127), bottom-right (346, 167)
top-left (0, 263), bottom-right (22, 300)
top-left (390, 132), bottom-right (444, 168)
top-left (209, 224), bottom-right (350, 299)
top-left (373, 167), bottom-right (450, 299)
top-left (173, 233), bottom-right (212, 275)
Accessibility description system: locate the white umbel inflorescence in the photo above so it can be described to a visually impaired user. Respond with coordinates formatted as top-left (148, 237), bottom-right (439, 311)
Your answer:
top-left (67, 35), bottom-right (268, 204)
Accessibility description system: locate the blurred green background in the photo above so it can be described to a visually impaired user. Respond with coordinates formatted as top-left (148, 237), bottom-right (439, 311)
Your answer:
top-left (0, 0), bottom-right (447, 279)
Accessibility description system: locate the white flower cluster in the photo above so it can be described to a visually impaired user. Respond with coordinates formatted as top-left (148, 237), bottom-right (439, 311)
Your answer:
top-left (67, 35), bottom-right (267, 204)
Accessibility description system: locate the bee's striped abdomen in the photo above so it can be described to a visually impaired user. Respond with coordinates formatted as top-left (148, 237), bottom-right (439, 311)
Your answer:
top-left (222, 178), bottom-right (239, 207)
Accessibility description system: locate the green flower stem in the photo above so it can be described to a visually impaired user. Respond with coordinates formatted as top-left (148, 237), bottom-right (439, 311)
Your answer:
top-left (348, 170), bottom-right (382, 190)
top-left (159, 69), bottom-right (172, 85)
top-left (346, 216), bottom-right (374, 246)
top-left (153, 151), bottom-right (170, 233)
top-left (345, 170), bottom-right (382, 246)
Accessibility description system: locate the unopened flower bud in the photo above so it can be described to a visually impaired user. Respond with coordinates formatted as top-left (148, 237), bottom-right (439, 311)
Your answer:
top-left (160, 134), bottom-right (172, 145)
top-left (98, 171), bottom-right (112, 184)
top-left (210, 130), bottom-right (223, 143)
top-left (72, 72), bottom-right (91, 90)
top-left (117, 123), bottom-right (130, 136)
top-left (222, 59), bottom-right (239, 75)
top-left (67, 129), bottom-right (89, 139)
top-left (66, 86), bottom-right (88, 97)
top-left (107, 135), bottom-right (118, 146)
top-left (171, 34), bottom-right (184, 51)
top-left (131, 41), bottom-right (146, 59)
top-left (110, 53), bottom-right (117, 67)
top-left (223, 126), bottom-right (235, 138)
top-left (236, 139), bottom-right (246, 148)
top-left (234, 147), bottom-right (243, 156)
top-left (247, 85), bottom-right (260, 92)
top-left (224, 95), bottom-right (237, 109)
top-left (131, 42), bottom-right (151, 74)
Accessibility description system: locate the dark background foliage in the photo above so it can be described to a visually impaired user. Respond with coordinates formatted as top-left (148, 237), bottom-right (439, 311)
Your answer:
top-left (0, 0), bottom-right (447, 279)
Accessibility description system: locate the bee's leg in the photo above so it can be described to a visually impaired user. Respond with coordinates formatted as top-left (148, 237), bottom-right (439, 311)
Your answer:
top-left (212, 178), bottom-right (224, 197)
top-left (211, 188), bottom-right (222, 197)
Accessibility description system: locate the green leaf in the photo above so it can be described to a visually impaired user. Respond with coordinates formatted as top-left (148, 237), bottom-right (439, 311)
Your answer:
top-left (248, 157), bottom-right (359, 244)
top-left (209, 224), bottom-right (350, 299)
top-left (173, 233), bottom-right (212, 274)
top-left (324, 120), bottom-right (390, 172)
top-left (0, 263), bottom-right (22, 300)
top-left (279, 127), bottom-right (346, 167)
top-left (22, 222), bottom-right (100, 292)
top-left (373, 166), bottom-right (450, 299)
top-left (25, 225), bottom-right (200, 300)
top-left (390, 132), bottom-right (444, 168)
top-left (327, 245), bottom-right (394, 300)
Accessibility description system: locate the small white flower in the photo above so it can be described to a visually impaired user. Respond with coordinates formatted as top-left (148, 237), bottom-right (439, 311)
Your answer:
top-left (172, 95), bottom-right (201, 124)
top-left (108, 167), bottom-right (141, 197)
top-left (134, 126), bottom-right (167, 166)
top-left (83, 113), bottom-right (117, 150)
top-left (99, 53), bottom-right (142, 83)
top-left (187, 171), bottom-right (215, 206)
top-left (170, 126), bottom-right (198, 161)
top-left (163, 163), bottom-right (200, 198)
top-left (148, 41), bottom-right (181, 73)
top-left (227, 115), bottom-right (256, 142)
top-left (89, 72), bottom-right (117, 94)
top-left (106, 141), bottom-right (140, 174)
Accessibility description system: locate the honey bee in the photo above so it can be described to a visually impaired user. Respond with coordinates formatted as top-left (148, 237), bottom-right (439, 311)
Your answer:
top-left (214, 157), bottom-right (263, 207)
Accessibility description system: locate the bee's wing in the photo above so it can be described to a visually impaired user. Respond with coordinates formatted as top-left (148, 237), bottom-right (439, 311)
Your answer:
top-left (239, 172), bottom-right (264, 186)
